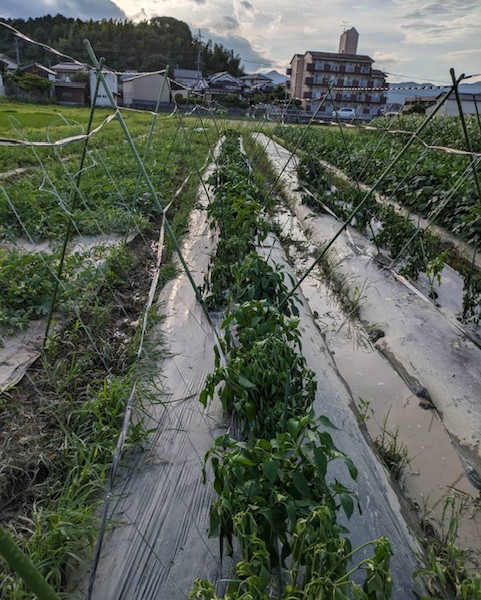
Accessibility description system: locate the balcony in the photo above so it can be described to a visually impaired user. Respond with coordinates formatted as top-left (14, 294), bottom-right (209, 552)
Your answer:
top-left (286, 68), bottom-right (292, 75)
top-left (303, 91), bottom-right (312, 99)
top-left (306, 63), bottom-right (314, 72)
top-left (304, 77), bottom-right (314, 85)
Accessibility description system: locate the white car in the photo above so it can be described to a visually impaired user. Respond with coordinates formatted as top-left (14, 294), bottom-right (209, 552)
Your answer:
top-left (332, 107), bottom-right (356, 119)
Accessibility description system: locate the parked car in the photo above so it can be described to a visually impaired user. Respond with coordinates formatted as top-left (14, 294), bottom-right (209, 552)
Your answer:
top-left (332, 107), bottom-right (356, 119)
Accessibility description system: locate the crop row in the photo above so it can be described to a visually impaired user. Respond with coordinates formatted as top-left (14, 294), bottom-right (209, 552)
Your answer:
top-left (0, 111), bottom-right (218, 335)
top-left (0, 110), bottom-right (215, 241)
top-left (191, 131), bottom-right (394, 599)
top-left (277, 126), bottom-right (481, 324)
top-left (277, 117), bottom-right (481, 244)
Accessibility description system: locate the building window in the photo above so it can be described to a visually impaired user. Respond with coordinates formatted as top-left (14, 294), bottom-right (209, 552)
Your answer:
top-left (345, 64), bottom-right (354, 73)
top-left (360, 66), bottom-right (370, 74)
top-left (313, 74), bottom-right (323, 84)
top-left (344, 77), bottom-right (352, 86)
top-left (329, 63), bottom-right (339, 72)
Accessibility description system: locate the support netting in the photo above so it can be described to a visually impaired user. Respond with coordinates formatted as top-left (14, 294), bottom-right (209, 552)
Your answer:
top-left (1, 22), bottom-right (481, 600)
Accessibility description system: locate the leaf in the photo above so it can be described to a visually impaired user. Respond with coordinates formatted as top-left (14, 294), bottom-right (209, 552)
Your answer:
top-left (238, 374), bottom-right (255, 389)
top-left (313, 446), bottom-right (328, 478)
top-left (340, 493), bottom-right (354, 519)
top-left (208, 505), bottom-right (220, 538)
top-left (263, 459), bottom-right (279, 484)
top-left (292, 471), bottom-right (312, 499)
top-left (287, 418), bottom-right (299, 438)
top-left (198, 388), bottom-right (208, 407)
top-left (342, 456), bottom-right (358, 480)
top-left (317, 414), bottom-right (339, 430)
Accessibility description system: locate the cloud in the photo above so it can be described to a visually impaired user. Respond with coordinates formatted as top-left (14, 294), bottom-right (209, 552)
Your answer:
top-left (204, 29), bottom-right (275, 70)
top-left (445, 48), bottom-right (481, 60)
top-left (240, 0), bottom-right (253, 9)
top-left (394, 0), bottom-right (481, 45)
top-left (222, 16), bottom-right (239, 31)
top-left (372, 51), bottom-right (408, 69)
top-left (1, 0), bottom-right (126, 20)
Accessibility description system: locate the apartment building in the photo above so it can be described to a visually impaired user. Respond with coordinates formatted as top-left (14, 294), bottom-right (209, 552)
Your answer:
top-left (287, 28), bottom-right (387, 120)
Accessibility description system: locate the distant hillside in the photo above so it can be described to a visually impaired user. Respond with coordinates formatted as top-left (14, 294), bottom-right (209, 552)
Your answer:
top-left (0, 15), bottom-right (244, 75)
top-left (263, 70), bottom-right (288, 86)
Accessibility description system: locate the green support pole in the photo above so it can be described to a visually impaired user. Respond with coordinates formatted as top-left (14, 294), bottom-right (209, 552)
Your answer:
top-left (0, 525), bottom-right (60, 600)
top-left (43, 58), bottom-right (105, 346)
top-left (276, 74), bottom-right (464, 313)
top-left (450, 68), bottom-right (481, 207)
top-left (131, 65), bottom-right (170, 204)
top-left (83, 39), bottom-right (224, 352)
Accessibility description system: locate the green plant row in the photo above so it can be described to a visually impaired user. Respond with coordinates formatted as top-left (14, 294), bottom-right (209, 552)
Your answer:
top-left (201, 130), bottom-right (273, 307)
top-left (0, 108), bottom-right (218, 336)
top-left (191, 132), bottom-right (394, 599)
top-left (0, 109), bottom-right (214, 241)
top-left (277, 119), bottom-right (481, 245)
top-left (296, 153), bottom-right (444, 282)
top-left (295, 151), bottom-right (480, 323)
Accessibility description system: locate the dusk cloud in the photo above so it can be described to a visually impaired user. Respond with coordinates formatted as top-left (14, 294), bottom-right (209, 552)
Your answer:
top-left (1, 0), bottom-right (126, 20)
top-left (2, 0), bottom-right (480, 82)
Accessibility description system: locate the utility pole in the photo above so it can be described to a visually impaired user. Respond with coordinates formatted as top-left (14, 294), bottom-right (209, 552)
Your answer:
top-left (195, 29), bottom-right (203, 75)
top-left (14, 36), bottom-right (20, 66)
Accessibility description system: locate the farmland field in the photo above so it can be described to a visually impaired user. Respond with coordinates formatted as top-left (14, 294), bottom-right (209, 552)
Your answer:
top-left (1, 98), bottom-right (481, 600)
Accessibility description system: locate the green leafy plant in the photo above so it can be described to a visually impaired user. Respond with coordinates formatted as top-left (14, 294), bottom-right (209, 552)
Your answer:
top-left (204, 415), bottom-right (358, 564)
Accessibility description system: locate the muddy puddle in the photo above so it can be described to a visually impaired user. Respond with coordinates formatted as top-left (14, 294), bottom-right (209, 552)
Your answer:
top-left (273, 204), bottom-right (481, 566)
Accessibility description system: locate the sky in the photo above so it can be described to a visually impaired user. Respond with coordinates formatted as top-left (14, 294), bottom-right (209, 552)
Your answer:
top-left (2, 0), bottom-right (481, 84)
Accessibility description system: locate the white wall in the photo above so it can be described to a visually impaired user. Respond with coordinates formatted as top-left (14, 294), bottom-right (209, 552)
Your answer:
top-left (90, 70), bottom-right (118, 107)
top-left (122, 73), bottom-right (170, 107)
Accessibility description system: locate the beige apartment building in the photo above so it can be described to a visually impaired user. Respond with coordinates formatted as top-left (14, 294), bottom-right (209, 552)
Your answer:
top-left (287, 28), bottom-right (388, 120)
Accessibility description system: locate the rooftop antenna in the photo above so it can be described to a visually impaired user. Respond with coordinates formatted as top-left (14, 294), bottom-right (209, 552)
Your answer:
top-left (341, 20), bottom-right (349, 32)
